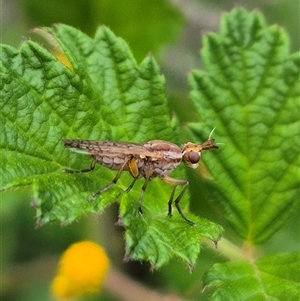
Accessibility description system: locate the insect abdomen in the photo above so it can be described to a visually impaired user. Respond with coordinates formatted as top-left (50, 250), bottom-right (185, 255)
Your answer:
top-left (95, 154), bottom-right (129, 171)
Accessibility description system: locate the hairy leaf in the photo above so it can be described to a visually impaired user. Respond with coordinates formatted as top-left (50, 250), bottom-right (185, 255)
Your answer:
top-left (204, 251), bottom-right (300, 301)
top-left (0, 25), bottom-right (222, 268)
top-left (188, 8), bottom-right (299, 245)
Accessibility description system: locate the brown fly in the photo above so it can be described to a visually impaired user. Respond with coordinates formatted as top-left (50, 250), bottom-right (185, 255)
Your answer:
top-left (63, 132), bottom-right (218, 225)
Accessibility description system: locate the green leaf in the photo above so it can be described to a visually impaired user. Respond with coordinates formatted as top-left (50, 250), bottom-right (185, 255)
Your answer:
top-left (188, 8), bottom-right (300, 244)
top-left (203, 251), bottom-right (300, 301)
top-left (0, 24), bottom-right (222, 268)
top-left (122, 211), bottom-right (222, 270)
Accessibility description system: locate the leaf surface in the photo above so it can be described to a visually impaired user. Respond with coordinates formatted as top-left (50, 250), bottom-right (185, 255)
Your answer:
top-left (188, 8), bottom-right (300, 244)
top-left (204, 251), bottom-right (300, 301)
top-left (0, 25), bottom-right (222, 268)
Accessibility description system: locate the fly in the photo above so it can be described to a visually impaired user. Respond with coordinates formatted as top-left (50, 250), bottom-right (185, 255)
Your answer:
top-left (63, 132), bottom-right (218, 225)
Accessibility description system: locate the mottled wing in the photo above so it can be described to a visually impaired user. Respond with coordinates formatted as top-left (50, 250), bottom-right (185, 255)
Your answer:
top-left (63, 139), bottom-right (163, 159)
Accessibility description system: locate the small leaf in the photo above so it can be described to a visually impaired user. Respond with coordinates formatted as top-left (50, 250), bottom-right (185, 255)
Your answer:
top-left (0, 24), bottom-right (223, 268)
top-left (203, 251), bottom-right (300, 301)
top-left (188, 8), bottom-right (300, 244)
top-left (122, 208), bottom-right (223, 269)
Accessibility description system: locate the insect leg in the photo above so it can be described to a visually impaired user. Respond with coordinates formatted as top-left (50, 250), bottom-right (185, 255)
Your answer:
top-left (160, 175), bottom-right (194, 225)
top-left (138, 177), bottom-right (151, 215)
top-left (63, 160), bottom-right (96, 173)
top-left (137, 168), bottom-right (153, 215)
top-left (92, 157), bottom-right (130, 199)
top-left (168, 186), bottom-right (177, 217)
top-left (125, 157), bottom-right (139, 193)
top-left (126, 178), bottom-right (138, 193)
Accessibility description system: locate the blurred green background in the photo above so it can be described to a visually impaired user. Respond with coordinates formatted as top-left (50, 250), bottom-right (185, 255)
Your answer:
top-left (2, 0), bottom-right (299, 300)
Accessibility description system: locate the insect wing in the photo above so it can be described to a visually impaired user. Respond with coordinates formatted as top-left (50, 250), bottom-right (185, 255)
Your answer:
top-left (63, 139), bottom-right (163, 159)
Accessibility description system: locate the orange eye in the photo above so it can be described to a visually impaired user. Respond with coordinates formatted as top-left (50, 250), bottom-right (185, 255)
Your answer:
top-left (188, 152), bottom-right (200, 164)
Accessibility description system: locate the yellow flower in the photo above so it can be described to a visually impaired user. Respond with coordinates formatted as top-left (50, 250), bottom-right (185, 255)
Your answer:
top-left (51, 241), bottom-right (110, 299)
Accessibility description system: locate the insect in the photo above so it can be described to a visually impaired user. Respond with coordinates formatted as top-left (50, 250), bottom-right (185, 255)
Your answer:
top-left (63, 132), bottom-right (218, 225)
